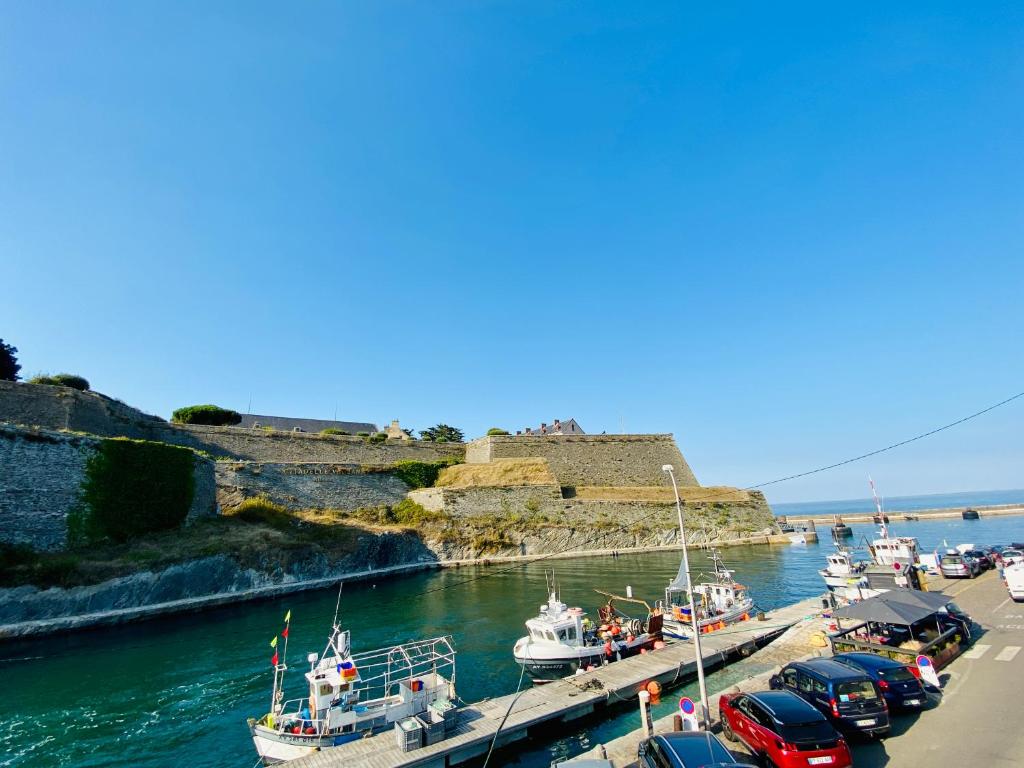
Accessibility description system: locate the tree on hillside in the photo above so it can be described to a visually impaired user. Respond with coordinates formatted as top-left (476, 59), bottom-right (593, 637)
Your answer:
top-left (0, 339), bottom-right (20, 381)
top-left (419, 424), bottom-right (464, 443)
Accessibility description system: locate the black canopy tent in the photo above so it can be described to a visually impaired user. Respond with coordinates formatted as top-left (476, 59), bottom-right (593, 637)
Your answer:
top-left (829, 590), bottom-right (965, 669)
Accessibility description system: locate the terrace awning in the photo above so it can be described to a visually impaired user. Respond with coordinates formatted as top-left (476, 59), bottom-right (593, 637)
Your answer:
top-left (832, 591), bottom-right (944, 626)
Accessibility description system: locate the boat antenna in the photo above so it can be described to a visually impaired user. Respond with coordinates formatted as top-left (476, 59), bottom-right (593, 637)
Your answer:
top-left (332, 581), bottom-right (344, 630)
top-left (869, 475), bottom-right (888, 538)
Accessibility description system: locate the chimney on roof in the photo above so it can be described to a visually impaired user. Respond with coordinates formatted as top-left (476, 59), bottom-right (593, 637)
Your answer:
top-left (540, 423), bottom-right (547, 434)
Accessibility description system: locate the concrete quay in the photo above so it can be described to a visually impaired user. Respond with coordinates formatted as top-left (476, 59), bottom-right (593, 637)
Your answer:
top-left (785, 503), bottom-right (1024, 524)
top-left (587, 570), bottom-right (1021, 767)
top-left (286, 597), bottom-right (823, 768)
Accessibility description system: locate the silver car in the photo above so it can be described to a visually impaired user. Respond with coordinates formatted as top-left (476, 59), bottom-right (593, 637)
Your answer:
top-left (940, 551), bottom-right (979, 579)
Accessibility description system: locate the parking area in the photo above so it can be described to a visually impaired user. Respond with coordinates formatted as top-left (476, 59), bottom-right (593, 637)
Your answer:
top-left (719, 571), bottom-right (1023, 767)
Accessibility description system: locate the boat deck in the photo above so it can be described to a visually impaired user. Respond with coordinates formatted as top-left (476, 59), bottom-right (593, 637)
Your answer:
top-left (286, 597), bottom-right (822, 768)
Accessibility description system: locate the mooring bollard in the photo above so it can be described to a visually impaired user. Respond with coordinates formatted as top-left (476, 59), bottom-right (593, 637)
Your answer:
top-left (639, 690), bottom-right (653, 737)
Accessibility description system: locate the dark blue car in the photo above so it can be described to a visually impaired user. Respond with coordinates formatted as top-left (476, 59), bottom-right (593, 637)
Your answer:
top-left (832, 653), bottom-right (927, 710)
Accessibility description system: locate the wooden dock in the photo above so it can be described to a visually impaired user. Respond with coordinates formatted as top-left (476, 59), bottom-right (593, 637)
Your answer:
top-left (287, 597), bottom-right (823, 768)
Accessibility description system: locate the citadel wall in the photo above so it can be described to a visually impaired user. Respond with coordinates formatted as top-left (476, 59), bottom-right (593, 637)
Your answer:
top-left (465, 434), bottom-right (699, 488)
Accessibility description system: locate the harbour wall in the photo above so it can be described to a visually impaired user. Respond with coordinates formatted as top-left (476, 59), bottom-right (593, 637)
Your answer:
top-left (0, 425), bottom-right (217, 551)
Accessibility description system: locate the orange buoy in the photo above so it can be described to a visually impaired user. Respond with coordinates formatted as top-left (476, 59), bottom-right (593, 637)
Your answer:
top-left (646, 680), bottom-right (662, 704)
top-left (611, 625), bottom-right (621, 636)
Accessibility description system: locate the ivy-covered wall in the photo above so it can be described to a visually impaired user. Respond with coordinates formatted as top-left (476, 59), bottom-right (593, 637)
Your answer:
top-left (0, 426), bottom-right (216, 552)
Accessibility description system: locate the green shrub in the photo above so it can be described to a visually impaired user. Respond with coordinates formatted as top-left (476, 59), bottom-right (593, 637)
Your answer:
top-left (320, 428), bottom-right (349, 436)
top-left (369, 432), bottom-right (388, 443)
top-left (486, 427), bottom-right (510, 436)
top-left (225, 496), bottom-right (295, 530)
top-left (69, 438), bottom-right (196, 544)
top-left (29, 373), bottom-right (91, 390)
top-left (355, 431), bottom-right (371, 437)
top-left (171, 404), bottom-right (242, 426)
top-left (391, 458), bottom-right (460, 489)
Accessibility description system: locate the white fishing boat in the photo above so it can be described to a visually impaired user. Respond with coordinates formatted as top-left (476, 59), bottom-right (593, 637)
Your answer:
top-left (820, 548), bottom-right (869, 590)
top-left (512, 578), bottom-right (664, 682)
top-left (659, 551), bottom-right (756, 639)
top-left (866, 477), bottom-right (921, 568)
top-left (248, 615), bottom-right (457, 765)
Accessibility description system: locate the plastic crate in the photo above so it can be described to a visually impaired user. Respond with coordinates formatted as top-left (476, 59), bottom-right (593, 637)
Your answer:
top-left (416, 711), bottom-right (445, 746)
top-left (429, 700), bottom-right (458, 733)
top-left (395, 718), bottom-right (423, 752)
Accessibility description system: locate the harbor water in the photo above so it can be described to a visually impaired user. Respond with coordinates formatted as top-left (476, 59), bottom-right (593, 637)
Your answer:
top-left (3, 504), bottom-right (1023, 767)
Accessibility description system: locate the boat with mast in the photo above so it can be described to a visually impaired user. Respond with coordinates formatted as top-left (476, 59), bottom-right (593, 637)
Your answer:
top-left (659, 550), bottom-right (756, 639)
top-left (512, 573), bottom-right (663, 682)
top-left (248, 600), bottom-right (457, 765)
top-left (866, 478), bottom-right (920, 568)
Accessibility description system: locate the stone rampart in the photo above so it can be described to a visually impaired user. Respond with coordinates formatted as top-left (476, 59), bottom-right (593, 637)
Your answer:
top-left (465, 434), bottom-right (699, 487)
top-left (0, 382), bottom-right (465, 464)
top-left (0, 426), bottom-right (216, 551)
top-left (0, 381), bottom-right (163, 438)
top-left (216, 463), bottom-right (411, 511)
top-left (145, 423), bottom-right (465, 464)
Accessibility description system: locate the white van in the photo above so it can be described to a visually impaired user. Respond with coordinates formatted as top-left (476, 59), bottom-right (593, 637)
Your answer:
top-left (1006, 564), bottom-right (1024, 602)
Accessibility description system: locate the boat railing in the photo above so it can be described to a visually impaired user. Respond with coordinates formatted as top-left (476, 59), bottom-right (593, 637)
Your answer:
top-left (267, 700), bottom-right (328, 735)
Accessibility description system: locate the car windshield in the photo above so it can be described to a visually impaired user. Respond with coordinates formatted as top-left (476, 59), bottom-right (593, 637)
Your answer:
top-left (778, 721), bottom-right (836, 743)
top-left (941, 556), bottom-right (962, 565)
top-left (878, 666), bottom-right (915, 682)
top-left (660, 735), bottom-right (733, 765)
top-left (836, 680), bottom-right (878, 701)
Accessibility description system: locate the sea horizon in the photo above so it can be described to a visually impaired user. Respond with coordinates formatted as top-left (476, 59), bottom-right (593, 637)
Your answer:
top-left (770, 488), bottom-right (1024, 517)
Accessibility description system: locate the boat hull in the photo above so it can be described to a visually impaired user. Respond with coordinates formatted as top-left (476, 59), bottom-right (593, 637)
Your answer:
top-left (514, 636), bottom-right (655, 682)
top-left (662, 602), bottom-right (754, 639)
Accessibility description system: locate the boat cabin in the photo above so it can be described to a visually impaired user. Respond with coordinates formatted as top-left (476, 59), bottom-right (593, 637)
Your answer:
top-left (525, 594), bottom-right (588, 648)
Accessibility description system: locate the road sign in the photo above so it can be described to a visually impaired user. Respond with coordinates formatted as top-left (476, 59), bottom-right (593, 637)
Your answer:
top-left (916, 654), bottom-right (940, 688)
top-left (678, 696), bottom-right (699, 731)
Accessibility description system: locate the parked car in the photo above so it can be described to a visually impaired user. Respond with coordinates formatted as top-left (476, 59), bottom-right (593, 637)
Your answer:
top-left (831, 653), bottom-right (927, 709)
top-left (718, 689), bottom-right (852, 768)
top-left (1001, 549), bottom-right (1024, 568)
top-left (940, 550), bottom-right (979, 578)
top-left (636, 731), bottom-right (745, 768)
top-left (963, 549), bottom-right (992, 570)
top-left (770, 658), bottom-right (890, 738)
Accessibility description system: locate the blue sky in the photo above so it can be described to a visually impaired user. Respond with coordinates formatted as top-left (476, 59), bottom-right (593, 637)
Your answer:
top-left (2, 2), bottom-right (1022, 503)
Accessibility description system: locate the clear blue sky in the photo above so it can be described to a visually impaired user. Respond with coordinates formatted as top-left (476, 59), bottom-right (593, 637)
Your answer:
top-left (2, 3), bottom-right (1022, 503)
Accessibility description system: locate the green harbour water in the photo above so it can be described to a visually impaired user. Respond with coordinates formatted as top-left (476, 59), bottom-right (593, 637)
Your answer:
top-left (3, 511), bottom-right (1023, 768)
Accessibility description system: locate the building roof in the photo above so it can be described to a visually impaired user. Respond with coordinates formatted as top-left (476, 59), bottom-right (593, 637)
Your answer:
top-left (520, 418), bottom-right (585, 436)
top-left (237, 414), bottom-right (379, 434)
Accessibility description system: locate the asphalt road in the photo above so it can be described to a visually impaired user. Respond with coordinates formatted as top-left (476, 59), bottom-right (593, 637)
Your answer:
top-left (842, 570), bottom-right (1024, 767)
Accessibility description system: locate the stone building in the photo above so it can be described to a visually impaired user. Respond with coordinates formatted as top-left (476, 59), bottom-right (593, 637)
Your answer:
top-left (519, 418), bottom-right (584, 436)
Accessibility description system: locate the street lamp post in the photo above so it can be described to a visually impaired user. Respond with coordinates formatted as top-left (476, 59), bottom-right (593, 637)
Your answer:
top-left (662, 464), bottom-right (711, 728)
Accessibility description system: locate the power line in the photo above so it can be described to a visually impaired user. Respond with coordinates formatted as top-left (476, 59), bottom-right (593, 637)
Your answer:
top-left (745, 389), bottom-right (1024, 489)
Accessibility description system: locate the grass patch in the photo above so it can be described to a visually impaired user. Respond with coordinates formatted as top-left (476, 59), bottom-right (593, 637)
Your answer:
top-left (435, 458), bottom-right (557, 488)
top-left (572, 486), bottom-right (752, 503)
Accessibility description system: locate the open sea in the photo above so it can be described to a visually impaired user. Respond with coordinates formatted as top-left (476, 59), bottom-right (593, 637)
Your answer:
top-left (2, 490), bottom-right (1023, 767)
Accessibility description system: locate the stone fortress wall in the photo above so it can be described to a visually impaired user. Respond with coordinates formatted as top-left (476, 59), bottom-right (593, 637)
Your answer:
top-left (215, 463), bottom-right (411, 511)
top-left (0, 425), bottom-right (217, 551)
top-left (465, 434), bottom-right (699, 488)
top-left (0, 381), bottom-right (464, 465)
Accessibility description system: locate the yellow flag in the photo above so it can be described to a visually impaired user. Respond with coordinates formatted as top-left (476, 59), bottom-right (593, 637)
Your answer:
top-left (270, 636), bottom-right (278, 648)
top-left (284, 610), bottom-right (291, 623)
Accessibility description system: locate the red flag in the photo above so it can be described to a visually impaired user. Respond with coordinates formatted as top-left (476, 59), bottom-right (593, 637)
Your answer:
top-left (271, 650), bottom-right (279, 667)
top-left (281, 626), bottom-right (289, 639)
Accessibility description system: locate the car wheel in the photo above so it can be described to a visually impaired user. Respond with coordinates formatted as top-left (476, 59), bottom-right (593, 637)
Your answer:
top-left (721, 718), bottom-right (735, 742)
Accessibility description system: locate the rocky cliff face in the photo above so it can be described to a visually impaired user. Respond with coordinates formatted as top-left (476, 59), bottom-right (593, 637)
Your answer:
top-left (0, 532), bottom-right (436, 638)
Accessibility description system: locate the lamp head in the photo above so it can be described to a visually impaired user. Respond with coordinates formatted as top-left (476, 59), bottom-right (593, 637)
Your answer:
top-left (662, 464), bottom-right (674, 473)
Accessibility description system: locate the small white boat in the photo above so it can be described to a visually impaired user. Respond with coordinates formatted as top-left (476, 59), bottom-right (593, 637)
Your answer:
top-left (512, 582), bottom-right (664, 683)
top-left (248, 620), bottom-right (457, 765)
top-left (659, 551), bottom-right (756, 639)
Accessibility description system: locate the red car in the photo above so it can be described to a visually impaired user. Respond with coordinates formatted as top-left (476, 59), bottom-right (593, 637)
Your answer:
top-left (719, 689), bottom-right (853, 768)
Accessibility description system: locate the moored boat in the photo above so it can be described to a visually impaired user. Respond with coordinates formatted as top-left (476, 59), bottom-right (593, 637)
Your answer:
top-left (248, 615), bottom-right (457, 765)
top-left (512, 582), bottom-right (664, 682)
top-left (659, 551), bottom-right (756, 639)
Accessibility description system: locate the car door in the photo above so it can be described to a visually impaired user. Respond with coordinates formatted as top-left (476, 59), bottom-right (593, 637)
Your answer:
top-left (731, 696), bottom-right (758, 750)
top-left (742, 700), bottom-right (772, 753)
